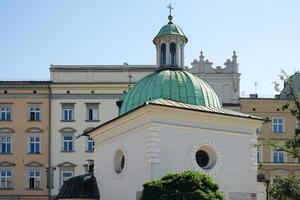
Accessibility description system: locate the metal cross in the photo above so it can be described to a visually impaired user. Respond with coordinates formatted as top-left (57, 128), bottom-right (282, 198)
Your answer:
top-left (167, 3), bottom-right (174, 16)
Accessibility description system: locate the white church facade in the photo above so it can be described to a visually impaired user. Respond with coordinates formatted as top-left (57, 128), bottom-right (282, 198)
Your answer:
top-left (88, 12), bottom-right (264, 200)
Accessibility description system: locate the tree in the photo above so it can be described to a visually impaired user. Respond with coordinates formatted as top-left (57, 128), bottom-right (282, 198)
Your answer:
top-left (272, 70), bottom-right (300, 158)
top-left (269, 176), bottom-right (300, 200)
top-left (140, 170), bottom-right (224, 200)
top-left (267, 71), bottom-right (300, 200)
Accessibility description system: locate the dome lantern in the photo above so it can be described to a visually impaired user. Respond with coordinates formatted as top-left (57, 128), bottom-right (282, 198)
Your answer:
top-left (153, 4), bottom-right (188, 70)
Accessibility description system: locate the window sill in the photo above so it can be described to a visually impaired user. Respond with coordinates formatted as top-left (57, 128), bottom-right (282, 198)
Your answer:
top-left (0, 153), bottom-right (12, 155)
top-left (61, 150), bottom-right (75, 153)
top-left (85, 120), bottom-right (100, 122)
top-left (27, 152), bottom-right (42, 155)
top-left (61, 120), bottom-right (75, 122)
top-left (0, 188), bottom-right (13, 190)
top-left (28, 120), bottom-right (41, 122)
top-left (26, 188), bottom-right (43, 190)
top-left (85, 150), bottom-right (94, 153)
top-left (0, 120), bottom-right (12, 122)
top-left (272, 132), bottom-right (285, 134)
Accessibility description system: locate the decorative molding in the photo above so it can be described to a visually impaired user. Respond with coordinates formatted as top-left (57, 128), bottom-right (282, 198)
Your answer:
top-left (0, 161), bottom-right (16, 167)
top-left (51, 94), bottom-right (123, 100)
top-left (190, 139), bottom-right (222, 175)
top-left (0, 127), bottom-right (15, 133)
top-left (57, 161), bottom-right (77, 167)
top-left (59, 127), bottom-right (77, 133)
top-left (25, 127), bottom-right (44, 133)
top-left (146, 127), bottom-right (160, 163)
top-left (25, 161), bottom-right (44, 167)
top-left (250, 137), bottom-right (257, 170)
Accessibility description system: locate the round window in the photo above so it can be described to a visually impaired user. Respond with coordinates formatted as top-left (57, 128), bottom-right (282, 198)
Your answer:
top-left (114, 150), bottom-right (125, 174)
top-left (196, 150), bottom-right (209, 167)
top-left (195, 146), bottom-right (217, 170)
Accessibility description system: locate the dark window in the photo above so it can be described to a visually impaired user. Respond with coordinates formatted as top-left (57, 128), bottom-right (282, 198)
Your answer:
top-left (160, 44), bottom-right (166, 66)
top-left (170, 42), bottom-right (176, 66)
top-left (195, 150), bottom-right (209, 167)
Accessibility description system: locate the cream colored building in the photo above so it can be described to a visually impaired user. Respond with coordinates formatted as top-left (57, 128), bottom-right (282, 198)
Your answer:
top-left (0, 81), bottom-right (50, 200)
top-left (49, 65), bottom-right (155, 197)
top-left (240, 97), bottom-right (300, 182)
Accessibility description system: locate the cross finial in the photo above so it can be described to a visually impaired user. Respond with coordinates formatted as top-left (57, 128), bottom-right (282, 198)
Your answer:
top-left (167, 3), bottom-right (174, 16)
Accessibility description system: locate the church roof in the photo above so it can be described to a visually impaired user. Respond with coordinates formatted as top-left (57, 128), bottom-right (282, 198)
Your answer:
top-left (86, 98), bottom-right (265, 136)
top-left (56, 173), bottom-right (100, 199)
top-left (119, 69), bottom-right (221, 115)
top-left (147, 98), bottom-right (264, 121)
top-left (153, 23), bottom-right (187, 44)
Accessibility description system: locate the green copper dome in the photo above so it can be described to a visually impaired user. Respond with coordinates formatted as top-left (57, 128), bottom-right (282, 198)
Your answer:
top-left (120, 69), bottom-right (221, 115)
top-left (153, 23), bottom-right (188, 44)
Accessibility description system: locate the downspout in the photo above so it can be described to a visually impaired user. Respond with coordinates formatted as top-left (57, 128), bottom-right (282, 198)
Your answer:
top-left (48, 83), bottom-right (52, 199)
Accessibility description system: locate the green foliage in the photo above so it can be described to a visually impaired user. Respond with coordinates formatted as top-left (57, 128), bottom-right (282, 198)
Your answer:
top-left (141, 170), bottom-right (224, 200)
top-left (269, 176), bottom-right (300, 200)
top-left (271, 70), bottom-right (300, 158)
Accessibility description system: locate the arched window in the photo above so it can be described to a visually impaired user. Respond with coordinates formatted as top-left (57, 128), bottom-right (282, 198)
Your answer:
top-left (170, 42), bottom-right (176, 66)
top-left (160, 44), bottom-right (166, 66)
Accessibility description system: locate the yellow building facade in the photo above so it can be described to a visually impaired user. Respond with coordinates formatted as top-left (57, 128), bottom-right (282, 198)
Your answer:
top-left (0, 81), bottom-right (50, 200)
top-left (240, 97), bottom-right (300, 182)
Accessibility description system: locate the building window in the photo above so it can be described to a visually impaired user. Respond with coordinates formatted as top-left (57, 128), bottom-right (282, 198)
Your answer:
top-left (272, 118), bottom-right (284, 133)
top-left (61, 171), bottom-right (73, 186)
top-left (28, 105), bottom-right (41, 121)
top-left (114, 150), bottom-right (125, 174)
top-left (28, 169), bottom-right (41, 189)
top-left (297, 120), bottom-right (300, 129)
top-left (86, 137), bottom-right (94, 152)
top-left (0, 135), bottom-right (11, 154)
top-left (257, 146), bottom-right (261, 163)
top-left (28, 135), bottom-right (40, 154)
top-left (160, 43), bottom-right (166, 66)
top-left (62, 135), bottom-right (74, 152)
top-left (170, 42), bottom-right (176, 66)
top-left (86, 104), bottom-right (99, 121)
top-left (0, 105), bottom-right (11, 121)
top-left (273, 150), bottom-right (284, 163)
top-left (256, 127), bottom-right (262, 135)
top-left (0, 169), bottom-right (12, 189)
top-left (62, 104), bottom-right (74, 121)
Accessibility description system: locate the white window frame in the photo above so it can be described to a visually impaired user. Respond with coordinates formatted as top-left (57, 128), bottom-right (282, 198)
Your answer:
top-left (86, 137), bottom-right (94, 152)
top-left (272, 149), bottom-right (285, 163)
top-left (0, 169), bottom-right (13, 189)
top-left (62, 134), bottom-right (74, 152)
top-left (272, 117), bottom-right (285, 133)
top-left (28, 169), bottom-right (41, 189)
top-left (28, 105), bottom-right (41, 121)
top-left (0, 105), bottom-right (11, 121)
top-left (28, 134), bottom-right (41, 154)
top-left (257, 145), bottom-right (262, 163)
top-left (0, 135), bottom-right (12, 154)
top-left (86, 103), bottom-right (99, 121)
top-left (61, 171), bottom-right (73, 186)
top-left (62, 104), bottom-right (74, 121)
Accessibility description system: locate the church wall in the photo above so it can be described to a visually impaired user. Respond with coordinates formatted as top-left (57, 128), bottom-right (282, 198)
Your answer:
top-left (93, 127), bottom-right (151, 200)
top-left (156, 125), bottom-right (257, 199)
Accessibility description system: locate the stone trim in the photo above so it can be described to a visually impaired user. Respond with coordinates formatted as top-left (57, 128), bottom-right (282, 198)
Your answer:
top-left (190, 139), bottom-right (222, 175)
top-left (51, 94), bottom-right (123, 99)
top-left (24, 161), bottom-right (44, 167)
top-left (57, 161), bottom-right (77, 167)
top-left (0, 127), bottom-right (15, 133)
top-left (59, 127), bottom-right (77, 133)
top-left (146, 127), bottom-right (160, 163)
top-left (0, 161), bottom-right (16, 167)
top-left (25, 127), bottom-right (44, 133)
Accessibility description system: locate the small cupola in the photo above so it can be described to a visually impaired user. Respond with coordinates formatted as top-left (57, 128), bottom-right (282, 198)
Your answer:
top-left (153, 4), bottom-right (188, 69)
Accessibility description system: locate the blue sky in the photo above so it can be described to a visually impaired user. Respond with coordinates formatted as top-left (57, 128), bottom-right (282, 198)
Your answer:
top-left (1, 0), bottom-right (300, 96)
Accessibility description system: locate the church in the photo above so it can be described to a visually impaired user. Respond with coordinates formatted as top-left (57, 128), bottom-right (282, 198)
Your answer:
top-left (86, 9), bottom-right (264, 200)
